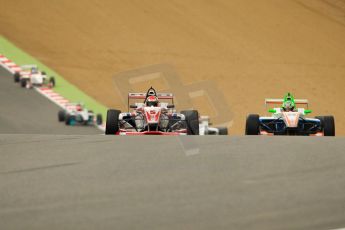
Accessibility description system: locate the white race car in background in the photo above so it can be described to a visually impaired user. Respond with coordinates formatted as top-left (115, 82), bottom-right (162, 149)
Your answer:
top-left (199, 116), bottom-right (228, 135)
top-left (58, 103), bottom-right (102, 126)
top-left (14, 65), bottom-right (55, 88)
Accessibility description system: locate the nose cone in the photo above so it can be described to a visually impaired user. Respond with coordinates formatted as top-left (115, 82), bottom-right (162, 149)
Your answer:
top-left (283, 112), bottom-right (300, 128)
top-left (144, 107), bottom-right (161, 124)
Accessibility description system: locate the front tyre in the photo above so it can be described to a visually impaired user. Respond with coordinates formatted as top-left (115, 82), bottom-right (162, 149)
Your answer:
top-left (316, 116), bottom-right (335, 136)
top-left (245, 114), bottom-right (260, 135)
top-left (105, 109), bottom-right (121, 135)
top-left (20, 78), bottom-right (27, 88)
top-left (58, 110), bottom-right (66, 122)
top-left (96, 113), bottom-right (103, 125)
top-left (181, 110), bottom-right (199, 135)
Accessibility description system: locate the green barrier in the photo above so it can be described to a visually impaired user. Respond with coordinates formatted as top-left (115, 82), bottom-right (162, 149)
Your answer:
top-left (0, 36), bottom-right (108, 119)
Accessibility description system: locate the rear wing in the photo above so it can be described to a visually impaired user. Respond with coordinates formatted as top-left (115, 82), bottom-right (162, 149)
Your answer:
top-left (20, 64), bottom-right (38, 70)
top-left (128, 92), bottom-right (174, 110)
top-left (64, 102), bottom-right (84, 111)
top-left (128, 92), bottom-right (174, 100)
top-left (265, 98), bottom-right (309, 108)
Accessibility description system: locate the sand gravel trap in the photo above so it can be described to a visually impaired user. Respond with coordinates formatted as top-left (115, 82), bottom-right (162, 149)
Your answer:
top-left (1, 0), bottom-right (345, 135)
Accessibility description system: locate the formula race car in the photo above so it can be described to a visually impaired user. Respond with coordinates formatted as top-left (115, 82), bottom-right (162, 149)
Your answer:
top-left (58, 103), bottom-right (102, 126)
top-left (14, 65), bottom-right (55, 88)
top-left (245, 93), bottom-right (335, 136)
top-left (105, 87), bottom-right (199, 135)
top-left (199, 116), bottom-right (228, 135)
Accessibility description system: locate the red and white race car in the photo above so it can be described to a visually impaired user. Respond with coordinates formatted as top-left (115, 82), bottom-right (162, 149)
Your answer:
top-left (105, 87), bottom-right (199, 135)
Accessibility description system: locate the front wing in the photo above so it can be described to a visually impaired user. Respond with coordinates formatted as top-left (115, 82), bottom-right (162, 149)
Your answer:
top-left (259, 117), bottom-right (323, 136)
top-left (116, 130), bottom-right (187, 135)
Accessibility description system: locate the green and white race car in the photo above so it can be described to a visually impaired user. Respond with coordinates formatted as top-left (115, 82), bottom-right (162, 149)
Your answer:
top-left (245, 93), bottom-right (335, 136)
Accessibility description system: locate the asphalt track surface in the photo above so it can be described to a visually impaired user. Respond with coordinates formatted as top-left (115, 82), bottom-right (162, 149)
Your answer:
top-left (1, 67), bottom-right (345, 229)
top-left (0, 66), bottom-right (101, 134)
top-left (1, 135), bottom-right (345, 230)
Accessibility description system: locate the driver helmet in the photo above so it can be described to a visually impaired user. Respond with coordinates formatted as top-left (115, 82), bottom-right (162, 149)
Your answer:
top-left (31, 67), bottom-right (38, 74)
top-left (76, 104), bottom-right (83, 111)
top-left (146, 95), bottom-right (159, 107)
top-left (283, 101), bottom-right (294, 111)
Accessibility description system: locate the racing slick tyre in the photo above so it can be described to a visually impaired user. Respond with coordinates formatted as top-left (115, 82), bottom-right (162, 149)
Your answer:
top-left (217, 127), bottom-right (228, 135)
top-left (316, 116), bottom-right (335, 136)
top-left (105, 109), bottom-right (121, 135)
top-left (41, 71), bottom-right (47, 75)
top-left (58, 110), bottom-right (66, 122)
top-left (245, 114), bottom-right (260, 135)
top-left (96, 114), bottom-right (103, 125)
top-left (181, 110), bottom-right (199, 135)
top-left (14, 72), bottom-right (20, 82)
top-left (20, 78), bottom-right (27, 88)
top-left (49, 77), bottom-right (56, 88)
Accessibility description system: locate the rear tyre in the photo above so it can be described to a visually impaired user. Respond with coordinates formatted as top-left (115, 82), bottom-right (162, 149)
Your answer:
top-left (20, 78), bottom-right (27, 88)
top-left (14, 72), bottom-right (20, 82)
top-left (105, 109), bottom-right (121, 135)
top-left (181, 110), bottom-right (199, 135)
top-left (96, 114), bottom-right (103, 125)
top-left (245, 114), bottom-right (260, 135)
top-left (316, 116), bottom-right (335, 136)
top-left (217, 127), bottom-right (228, 135)
top-left (58, 110), bottom-right (66, 122)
